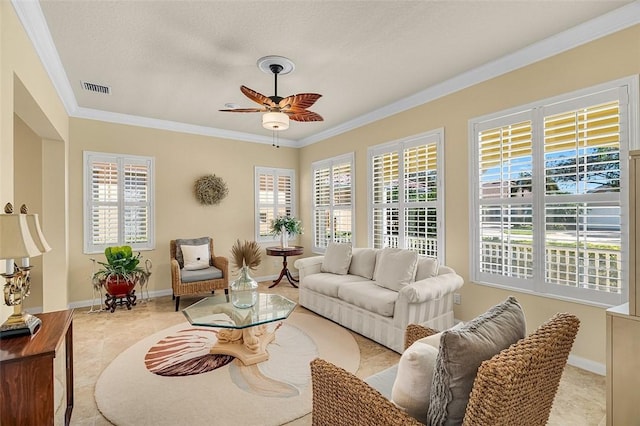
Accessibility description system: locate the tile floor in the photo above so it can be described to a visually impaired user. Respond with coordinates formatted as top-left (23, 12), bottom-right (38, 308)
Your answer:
top-left (68, 282), bottom-right (606, 425)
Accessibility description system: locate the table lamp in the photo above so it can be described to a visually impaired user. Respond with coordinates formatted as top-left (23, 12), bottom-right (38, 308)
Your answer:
top-left (0, 203), bottom-right (51, 338)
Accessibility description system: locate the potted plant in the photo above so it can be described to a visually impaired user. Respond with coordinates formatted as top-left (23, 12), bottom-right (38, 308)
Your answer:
top-left (93, 245), bottom-right (147, 297)
top-left (270, 216), bottom-right (303, 248)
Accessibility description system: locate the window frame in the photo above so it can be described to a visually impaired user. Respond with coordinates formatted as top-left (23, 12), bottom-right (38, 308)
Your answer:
top-left (83, 151), bottom-right (155, 254)
top-left (468, 76), bottom-right (639, 307)
top-left (254, 167), bottom-right (296, 243)
top-left (367, 129), bottom-right (445, 263)
top-left (311, 153), bottom-right (355, 253)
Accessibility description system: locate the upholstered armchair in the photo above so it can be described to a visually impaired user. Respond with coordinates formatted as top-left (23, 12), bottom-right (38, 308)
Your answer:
top-left (170, 237), bottom-right (229, 311)
top-left (311, 312), bottom-right (580, 426)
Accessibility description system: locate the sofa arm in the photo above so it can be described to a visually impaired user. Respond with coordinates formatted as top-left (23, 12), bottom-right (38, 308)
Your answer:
top-left (399, 272), bottom-right (464, 304)
top-left (310, 358), bottom-right (421, 426)
top-left (293, 256), bottom-right (324, 280)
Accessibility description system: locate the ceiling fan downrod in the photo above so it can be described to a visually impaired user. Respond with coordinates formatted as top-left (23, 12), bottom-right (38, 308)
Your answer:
top-left (270, 64), bottom-right (284, 103)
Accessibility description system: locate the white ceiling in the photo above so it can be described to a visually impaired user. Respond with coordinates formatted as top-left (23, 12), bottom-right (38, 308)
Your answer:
top-left (15, 1), bottom-right (639, 146)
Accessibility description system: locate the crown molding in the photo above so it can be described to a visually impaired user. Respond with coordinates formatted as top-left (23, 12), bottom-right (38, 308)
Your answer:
top-left (74, 107), bottom-right (298, 147)
top-left (13, 0), bottom-right (640, 148)
top-left (12, 0), bottom-right (79, 115)
top-left (298, 0), bottom-right (640, 147)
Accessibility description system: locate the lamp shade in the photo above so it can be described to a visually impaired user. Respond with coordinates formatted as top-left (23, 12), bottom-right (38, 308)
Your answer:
top-left (26, 214), bottom-right (51, 253)
top-left (262, 112), bottom-right (290, 131)
top-left (0, 214), bottom-right (42, 260)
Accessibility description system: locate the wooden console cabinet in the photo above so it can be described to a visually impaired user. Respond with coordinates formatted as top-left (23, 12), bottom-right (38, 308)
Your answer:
top-left (606, 150), bottom-right (640, 425)
top-left (0, 309), bottom-right (74, 425)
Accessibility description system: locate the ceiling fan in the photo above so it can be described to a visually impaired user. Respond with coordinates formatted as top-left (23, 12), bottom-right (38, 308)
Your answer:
top-left (219, 56), bottom-right (323, 130)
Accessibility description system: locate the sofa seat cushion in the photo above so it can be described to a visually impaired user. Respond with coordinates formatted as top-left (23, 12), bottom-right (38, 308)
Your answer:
top-left (301, 273), bottom-right (368, 298)
top-left (180, 266), bottom-right (222, 283)
top-left (365, 364), bottom-right (398, 400)
top-left (337, 282), bottom-right (397, 317)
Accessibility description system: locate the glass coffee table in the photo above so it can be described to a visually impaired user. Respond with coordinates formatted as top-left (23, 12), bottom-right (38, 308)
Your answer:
top-left (182, 293), bottom-right (296, 365)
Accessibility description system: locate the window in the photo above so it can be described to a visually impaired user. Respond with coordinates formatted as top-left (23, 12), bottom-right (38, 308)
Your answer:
top-left (368, 130), bottom-right (445, 261)
top-left (470, 77), bottom-right (637, 306)
top-left (83, 151), bottom-right (154, 253)
top-left (312, 153), bottom-right (354, 252)
top-left (255, 167), bottom-right (296, 242)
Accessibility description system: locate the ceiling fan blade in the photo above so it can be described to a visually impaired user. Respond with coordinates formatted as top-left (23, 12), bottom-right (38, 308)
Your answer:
top-left (241, 85), bottom-right (277, 108)
top-left (218, 108), bottom-right (266, 113)
top-left (286, 110), bottom-right (324, 122)
top-left (279, 93), bottom-right (322, 110)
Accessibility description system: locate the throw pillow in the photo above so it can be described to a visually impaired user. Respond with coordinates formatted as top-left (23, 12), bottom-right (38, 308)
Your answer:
top-left (427, 296), bottom-right (527, 426)
top-left (373, 248), bottom-right (418, 292)
top-left (321, 243), bottom-right (352, 275)
top-left (415, 256), bottom-right (439, 281)
top-left (181, 244), bottom-right (211, 270)
top-left (348, 248), bottom-right (377, 279)
top-left (175, 237), bottom-right (210, 268)
top-left (391, 341), bottom-right (439, 424)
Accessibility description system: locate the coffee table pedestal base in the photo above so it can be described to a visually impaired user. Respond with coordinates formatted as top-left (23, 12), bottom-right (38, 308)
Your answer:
top-left (213, 322), bottom-right (282, 365)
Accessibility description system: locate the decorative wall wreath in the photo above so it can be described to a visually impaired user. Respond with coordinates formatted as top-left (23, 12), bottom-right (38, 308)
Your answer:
top-left (194, 174), bottom-right (228, 205)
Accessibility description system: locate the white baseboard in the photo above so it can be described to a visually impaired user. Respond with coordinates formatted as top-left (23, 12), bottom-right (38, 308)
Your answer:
top-left (64, 274), bottom-right (300, 310)
top-left (67, 288), bottom-right (173, 309)
top-left (567, 354), bottom-right (605, 376)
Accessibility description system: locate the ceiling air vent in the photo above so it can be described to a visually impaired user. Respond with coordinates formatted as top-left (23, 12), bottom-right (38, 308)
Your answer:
top-left (81, 81), bottom-right (111, 95)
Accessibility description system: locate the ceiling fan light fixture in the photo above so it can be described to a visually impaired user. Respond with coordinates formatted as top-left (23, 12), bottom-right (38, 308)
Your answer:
top-left (262, 111), bottom-right (289, 131)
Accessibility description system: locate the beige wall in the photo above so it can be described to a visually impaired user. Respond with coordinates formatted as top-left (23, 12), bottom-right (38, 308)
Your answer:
top-left (299, 25), bottom-right (640, 367)
top-left (3, 0), bottom-right (638, 369)
top-left (1, 2), bottom-right (68, 322)
top-left (13, 114), bottom-right (43, 309)
top-left (68, 118), bottom-right (299, 304)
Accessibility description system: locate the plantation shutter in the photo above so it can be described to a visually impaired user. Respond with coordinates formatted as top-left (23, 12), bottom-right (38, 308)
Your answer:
top-left (369, 131), bottom-right (444, 259)
top-left (311, 154), bottom-right (354, 252)
top-left (84, 152), bottom-right (154, 253)
top-left (542, 97), bottom-right (622, 296)
top-left (471, 80), bottom-right (629, 306)
top-left (372, 151), bottom-right (399, 249)
top-left (123, 160), bottom-right (151, 244)
top-left (313, 167), bottom-right (331, 249)
top-left (90, 159), bottom-right (119, 247)
top-left (476, 117), bottom-right (534, 283)
top-left (332, 161), bottom-right (353, 245)
top-left (255, 167), bottom-right (296, 242)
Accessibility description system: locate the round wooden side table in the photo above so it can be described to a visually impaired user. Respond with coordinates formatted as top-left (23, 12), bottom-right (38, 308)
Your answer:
top-left (266, 246), bottom-right (304, 288)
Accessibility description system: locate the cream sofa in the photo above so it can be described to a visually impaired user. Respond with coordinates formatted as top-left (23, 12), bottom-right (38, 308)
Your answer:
top-left (294, 246), bottom-right (463, 353)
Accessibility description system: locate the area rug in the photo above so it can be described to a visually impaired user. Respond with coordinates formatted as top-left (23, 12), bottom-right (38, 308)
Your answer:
top-left (95, 312), bottom-right (360, 426)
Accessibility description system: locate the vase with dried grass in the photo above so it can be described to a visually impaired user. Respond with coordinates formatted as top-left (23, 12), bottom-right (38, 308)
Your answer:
top-left (230, 239), bottom-right (262, 308)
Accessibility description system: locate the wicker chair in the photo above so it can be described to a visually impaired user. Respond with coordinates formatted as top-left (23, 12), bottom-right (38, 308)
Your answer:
top-left (170, 238), bottom-right (229, 311)
top-left (310, 312), bottom-right (580, 426)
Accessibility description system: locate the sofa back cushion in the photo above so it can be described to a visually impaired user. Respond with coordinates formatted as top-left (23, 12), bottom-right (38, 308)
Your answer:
top-left (415, 256), bottom-right (439, 281)
top-left (373, 248), bottom-right (418, 292)
top-left (181, 243), bottom-right (211, 270)
top-left (391, 340), bottom-right (439, 424)
top-left (348, 248), bottom-right (377, 279)
top-left (321, 243), bottom-right (352, 275)
top-left (427, 296), bottom-right (526, 426)
top-left (175, 237), bottom-right (210, 268)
